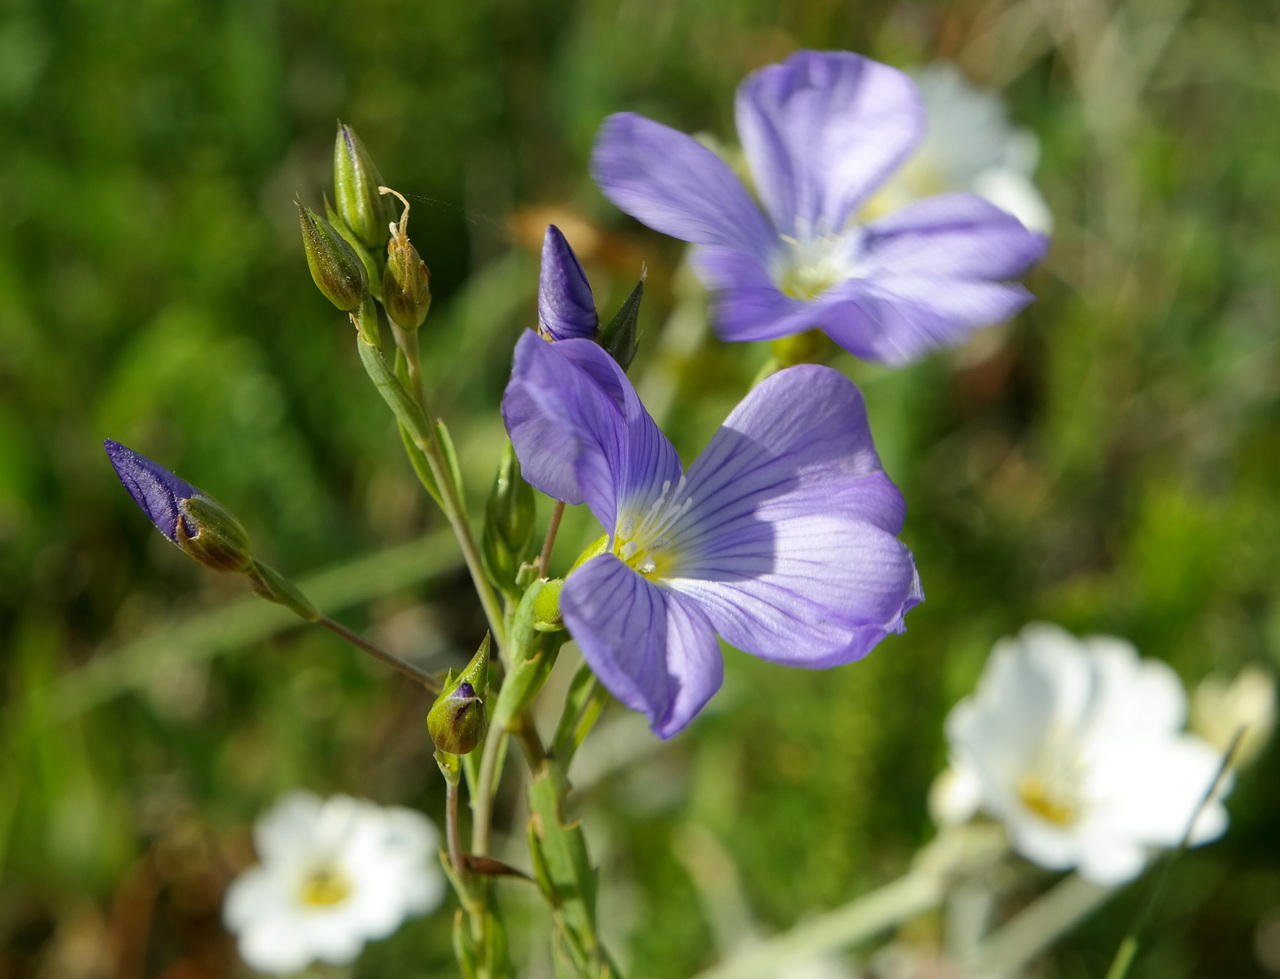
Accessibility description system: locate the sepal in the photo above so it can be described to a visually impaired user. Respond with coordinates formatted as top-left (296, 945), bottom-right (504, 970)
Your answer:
top-left (600, 274), bottom-right (644, 371)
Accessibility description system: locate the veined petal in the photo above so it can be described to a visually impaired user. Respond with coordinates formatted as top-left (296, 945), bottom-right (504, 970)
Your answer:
top-left (105, 439), bottom-right (199, 541)
top-left (693, 245), bottom-right (815, 343)
top-left (538, 225), bottom-right (598, 341)
top-left (591, 112), bottom-right (776, 261)
top-left (502, 333), bottom-right (681, 529)
top-left (736, 51), bottom-right (923, 236)
top-left (667, 366), bottom-right (921, 662)
top-left (860, 193), bottom-right (1048, 279)
top-left (562, 553), bottom-right (722, 738)
top-left (814, 277), bottom-right (1035, 367)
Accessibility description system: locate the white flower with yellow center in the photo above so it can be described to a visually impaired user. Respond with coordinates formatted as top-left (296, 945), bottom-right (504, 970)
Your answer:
top-left (945, 624), bottom-right (1230, 885)
top-left (223, 791), bottom-right (444, 974)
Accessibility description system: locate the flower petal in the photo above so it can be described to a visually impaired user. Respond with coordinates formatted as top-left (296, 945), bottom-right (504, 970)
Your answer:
top-left (812, 277), bottom-right (1036, 366)
top-left (667, 366), bottom-right (921, 663)
top-left (736, 51), bottom-right (923, 236)
top-left (563, 553), bottom-right (722, 738)
top-left (591, 112), bottom-right (776, 261)
top-left (860, 193), bottom-right (1048, 279)
top-left (502, 333), bottom-right (681, 529)
top-left (538, 225), bottom-right (598, 341)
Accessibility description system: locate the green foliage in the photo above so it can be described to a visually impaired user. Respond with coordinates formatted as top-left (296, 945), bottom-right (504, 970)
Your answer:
top-left (1, 0), bottom-right (1278, 975)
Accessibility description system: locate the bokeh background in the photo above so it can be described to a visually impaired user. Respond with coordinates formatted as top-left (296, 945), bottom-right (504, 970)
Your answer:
top-left (2, 0), bottom-right (1278, 976)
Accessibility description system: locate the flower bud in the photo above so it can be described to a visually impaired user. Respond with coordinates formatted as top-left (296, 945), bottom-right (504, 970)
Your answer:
top-left (481, 442), bottom-right (536, 595)
top-left (380, 188), bottom-right (432, 332)
top-left (427, 635), bottom-right (490, 756)
top-left (532, 578), bottom-right (563, 632)
top-left (334, 123), bottom-right (390, 251)
top-left (297, 202), bottom-right (368, 311)
top-left (537, 225), bottom-right (597, 342)
top-left (105, 439), bottom-right (253, 573)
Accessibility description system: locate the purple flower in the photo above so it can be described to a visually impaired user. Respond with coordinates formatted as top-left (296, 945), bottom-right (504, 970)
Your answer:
top-left (537, 225), bottom-right (598, 342)
top-left (105, 438), bottom-right (200, 541)
top-left (502, 332), bottom-right (923, 737)
top-left (591, 50), bottom-right (1048, 366)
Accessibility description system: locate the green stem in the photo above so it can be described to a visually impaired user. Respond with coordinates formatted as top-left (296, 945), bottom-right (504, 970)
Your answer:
top-left (354, 330), bottom-right (508, 654)
top-left (692, 868), bottom-right (945, 979)
top-left (446, 778), bottom-right (464, 874)
top-left (972, 874), bottom-right (1115, 978)
top-left (470, 728), bottom-right (510, 857)
top-left (315, 615), bottom-right (440, 692)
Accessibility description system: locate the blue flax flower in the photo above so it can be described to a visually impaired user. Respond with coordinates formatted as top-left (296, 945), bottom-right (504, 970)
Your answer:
top-left (503, 332), bottom-right (922, 736)
top-left (537, 225), bottom-right (598, 342)
top-left (591, 50), bottom-right (1048, 366)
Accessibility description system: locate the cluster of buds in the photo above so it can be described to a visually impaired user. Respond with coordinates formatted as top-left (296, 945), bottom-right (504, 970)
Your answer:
top-left (296, 123), bottom-right (431, 341)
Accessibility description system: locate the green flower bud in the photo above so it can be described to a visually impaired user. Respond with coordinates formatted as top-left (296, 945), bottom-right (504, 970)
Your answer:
top-left (175, 494), bottom-right (255, 574)
top-left (334, 123), bottom-right (390, 251)
top-left (481, 442), bottom-right (536, 595)
top-left (428, 634), bottom-right (491, 756)
top-left (297, 201), bottom-right (368, 311)
top-left (532, 578), bottom-right (563, 632)
top-left (380, 188), bottom-right (432, 333)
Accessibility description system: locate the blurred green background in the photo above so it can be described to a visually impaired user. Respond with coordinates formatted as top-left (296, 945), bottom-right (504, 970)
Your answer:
top-left (2, 0), bottom-right (1278, 976)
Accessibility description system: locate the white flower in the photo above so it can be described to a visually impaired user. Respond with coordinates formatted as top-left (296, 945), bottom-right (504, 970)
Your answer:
top-left (223, 791), bottom-right (445, 974)
top-left (869, 63), bottom-right (1052, 234)
top-left (945, 623), bottom-right (1230, 886)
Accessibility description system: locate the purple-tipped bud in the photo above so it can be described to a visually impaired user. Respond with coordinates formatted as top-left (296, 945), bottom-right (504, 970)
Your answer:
top-left (427, 635), bottom-right (491, 756)
top-left (334, 123), bottom-right (391, 251)
top-left (105, 439), bottom-right (199, 542)
top-left (537, 225), bottom-right (598, 342)
top-left (105, 439), bottom-right (253, 573)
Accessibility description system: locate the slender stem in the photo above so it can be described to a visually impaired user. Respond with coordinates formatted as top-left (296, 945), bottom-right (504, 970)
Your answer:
top-left (693, 868), bottom-right (945, 979)
top-left (390, 319), bottom-right (429, 415)
top-left (446, 779), bottom-right (464, 875)
top-left (972, 874), bottom-right (1114, 978)
top-left (316, 615), bottom-right (440, 692)
top-left (470, 729), bottom-right (510, 857)
top-left (537, 500), bottom-right (566, 578)
top-left (513, 713), bottom-right (548, 772)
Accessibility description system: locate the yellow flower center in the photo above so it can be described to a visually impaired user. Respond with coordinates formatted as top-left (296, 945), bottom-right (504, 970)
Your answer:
top-left (1015, 737), bottom-right (1088, 827)
top-left (298, 864), bottom-right (353, 907)
top-left (612, 477), bottom-right (692, 578)
top-left (774, 226), bottom-right (865, 302)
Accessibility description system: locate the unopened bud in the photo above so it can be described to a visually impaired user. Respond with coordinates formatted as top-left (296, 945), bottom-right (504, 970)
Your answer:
top-left (481, 442), bottom-right (536, 594)
top-left (334, 123), bottom-right (390, 251)
top-left (105, 439), bottom-right (253, 573)
top-left (380, 188), bottom-right (432, 332)
top-left (537, 225), bottom-right (597, 342)
top-left (532, 578), bottom-right (564, 632)
top-left (427, 634), bottom-right (491, 756)
top-left (297, 202), bottom-right (368, 311)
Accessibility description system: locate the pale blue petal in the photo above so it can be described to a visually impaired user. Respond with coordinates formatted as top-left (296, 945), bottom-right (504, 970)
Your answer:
top-left (591, 112), bottom-right (776, 262)
top-left (736, 51), bottom-right (923, 236)
top-left (816, 277), bottom-right (1035, 366)
top-left (563, 553), bottom-right (723, 738)
top-left (666, 366), bottom-right (921, 662)
top-left (502, 333), bottom-right (681, 530)
top-left (860, 193), bottom-right (1048, 279)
